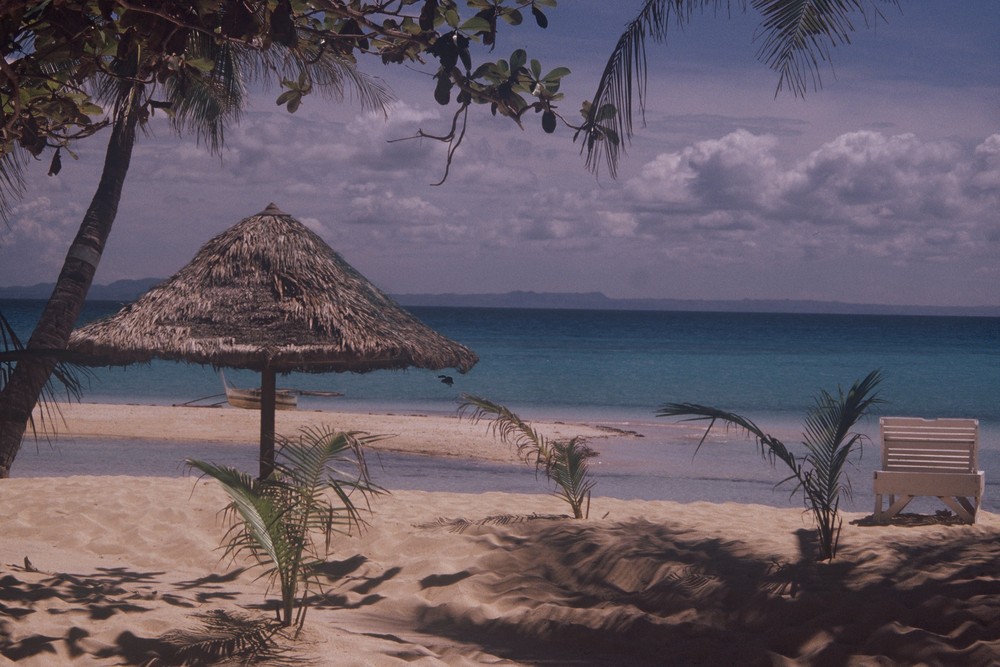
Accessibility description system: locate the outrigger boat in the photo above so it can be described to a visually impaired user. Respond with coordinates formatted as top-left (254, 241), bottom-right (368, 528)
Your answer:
top-left (223, 373), bottom-right (299, 411)
top-left (220, 371), bottom-right (344, 410)
top-left (176, 372), bottom-right (344, 410)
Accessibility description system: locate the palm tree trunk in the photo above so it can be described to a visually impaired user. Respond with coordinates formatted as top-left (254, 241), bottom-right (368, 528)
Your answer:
top-left (0, 101), bottom-right (139, 478)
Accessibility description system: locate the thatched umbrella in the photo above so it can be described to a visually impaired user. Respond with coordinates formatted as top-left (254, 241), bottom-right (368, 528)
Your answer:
top-left (69, 203), bottom-right (478, 478)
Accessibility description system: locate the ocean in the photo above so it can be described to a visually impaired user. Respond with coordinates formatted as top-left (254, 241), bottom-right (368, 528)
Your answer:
top-left (4, 299), bottom-right (999, 513)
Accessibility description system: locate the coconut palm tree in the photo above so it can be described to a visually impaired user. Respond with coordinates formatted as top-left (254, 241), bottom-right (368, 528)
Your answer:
top-left (0, 16), bottom-right (390, 478)
top-left (581, 0), bottom-right (900, 176)
top-left (459, 394), bottom-right (598, 519)
top-left (657, 369), bottom-right (883, 560)
top-left (188, 427), bottom-right (385, 630)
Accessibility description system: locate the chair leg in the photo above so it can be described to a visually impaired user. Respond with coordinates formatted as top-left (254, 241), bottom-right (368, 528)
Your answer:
top-left (938, 497), bottom-right (972, 523)
top-left (956, 496), bottom-right (976, 515)
top-left (884, 495), bottom-right (913, 519)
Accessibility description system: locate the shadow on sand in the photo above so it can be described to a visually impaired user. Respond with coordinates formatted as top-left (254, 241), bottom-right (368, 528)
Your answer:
top-left (3, 518), bottom-right (999, 665)
top-left (411, 517), bottom-right (1000, 666)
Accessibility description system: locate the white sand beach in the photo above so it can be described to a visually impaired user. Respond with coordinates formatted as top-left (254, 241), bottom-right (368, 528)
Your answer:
top-left (2, 403), bottom-right (999, 665)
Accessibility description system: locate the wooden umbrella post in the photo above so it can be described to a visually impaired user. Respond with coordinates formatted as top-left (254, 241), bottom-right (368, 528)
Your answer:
top-left (259, 366), bottom-right (277, 480)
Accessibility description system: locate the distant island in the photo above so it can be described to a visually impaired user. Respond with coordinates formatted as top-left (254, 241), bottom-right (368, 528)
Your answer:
top-left (395, 291), bottom-right (1000, 317)
top-left (1, 279), bottom-right (997, 317)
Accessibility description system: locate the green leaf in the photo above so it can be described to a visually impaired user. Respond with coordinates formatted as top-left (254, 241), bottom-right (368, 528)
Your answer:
top-left (542, 67), bottom-right (571, 82)
top-left (186, 57), bottom-right (216, 73)
top-left (502, 9), bottom-right (523, 25)
top-left (276, 89), bottom-right (304, 112)
top-left (460, 16), bottom-right (492, 33)
top-left (596, 103), bottom-right (617, 121)
top-left (531, 6), bottom-right (549, 29)
top-left (509, 49), bottom-right (527, 73)
top-left (401, 17), bottom-right (421, 35)
top-left (471, 62), bottom-right (496, 79)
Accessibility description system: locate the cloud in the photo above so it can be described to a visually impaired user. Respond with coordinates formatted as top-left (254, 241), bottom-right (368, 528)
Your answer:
top-left (968, 133), bottom-right (1000, 197)
top-left (0, 197), bottom-right (85, 277)
top-left (629, 130), bottom-right (780, 211)
top-left (619, 129), bottom-right (999, 270)
top-left (342, 189), bottom-right (446, 229)
top-left (2, 100), bottom-right (995, 306)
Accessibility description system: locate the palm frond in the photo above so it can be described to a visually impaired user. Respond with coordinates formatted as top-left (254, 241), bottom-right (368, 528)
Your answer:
top-left (547, 437), bottom-right (597, 519)
top-left (656, 402), bottom-right (799, 472)
top-left (583, 0), bottom-right (897, 176)
top-left (581, 0), bottom-right (689, 177)
top-left (226, 27), bottom-right (393, 115)
top-left (273, 427), bottom-right (385, 539)
top-left (799, 369), bottom-right (883, 507)
top-left (1, 310), bottom-right (89, 441)
top-left (187, 460), bottom-right (287, 571)
top-left (281, 42), bottom-right (394, 113)
top-left (458, 394), bottom-right (549, 466)
top-left (151, 609), bottom-right (298, 666)
top-left (752, 0), bottom-right (896, 96)
top-left (163, 35), bottom-right (247, 155)
top-left (458, 395), bottom-right (598, 518)
top-left (658, 370), bottom-right (882, 560)
top-left (188, 425), bottom-right (383, 627)
top-left (0, 149), bottom-right (28, 224)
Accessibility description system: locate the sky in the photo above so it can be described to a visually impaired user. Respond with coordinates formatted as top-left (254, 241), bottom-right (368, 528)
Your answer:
top-left (2, 1), bottom-right (998, 307)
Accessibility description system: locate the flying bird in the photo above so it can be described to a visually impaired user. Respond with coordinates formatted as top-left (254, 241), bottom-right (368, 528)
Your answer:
top-left (438, 374), bottom-right (454, 386)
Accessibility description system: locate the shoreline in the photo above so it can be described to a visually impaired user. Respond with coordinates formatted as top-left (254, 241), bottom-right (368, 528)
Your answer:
top-left (19, 401), bottom-right (998, 515)
top-left (30, 401), bottom-right (647, 466)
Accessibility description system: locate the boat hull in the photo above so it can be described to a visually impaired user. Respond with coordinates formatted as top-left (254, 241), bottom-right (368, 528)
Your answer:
top-left (225, 387), bottom-right (298, 411)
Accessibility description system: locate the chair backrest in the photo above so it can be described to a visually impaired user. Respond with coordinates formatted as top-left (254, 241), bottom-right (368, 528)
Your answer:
top-left (880, 417), bottom-right (979, 473)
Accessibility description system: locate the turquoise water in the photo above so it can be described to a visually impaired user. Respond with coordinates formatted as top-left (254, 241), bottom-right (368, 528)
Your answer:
top-left (6, 300), bottom-right (996, 422)
top-left (4, 299), bottom-right (999, 511)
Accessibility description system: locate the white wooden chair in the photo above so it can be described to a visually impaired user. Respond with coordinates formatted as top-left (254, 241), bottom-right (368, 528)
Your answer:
top-left (873, 417), bottom-right (984, 523)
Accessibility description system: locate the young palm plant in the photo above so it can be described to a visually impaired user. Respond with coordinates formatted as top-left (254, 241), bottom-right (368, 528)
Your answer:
top-left (187, 426), bottom-right (385, 631)
top-left (657, 370), bottom-right (883, 561)
top-left (459, 395), bottom-right (597, 519)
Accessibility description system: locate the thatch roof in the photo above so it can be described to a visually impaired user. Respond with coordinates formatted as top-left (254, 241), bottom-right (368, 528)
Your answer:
top-left (69, 203), bottom-right (478, 375)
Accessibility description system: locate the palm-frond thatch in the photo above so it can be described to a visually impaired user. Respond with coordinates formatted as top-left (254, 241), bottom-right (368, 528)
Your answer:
top-left (68, 203), bottom-right (477, 374)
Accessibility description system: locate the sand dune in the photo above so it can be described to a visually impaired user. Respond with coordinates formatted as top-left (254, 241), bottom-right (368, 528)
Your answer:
top-left (2, 474), bottom-right (999, 666)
